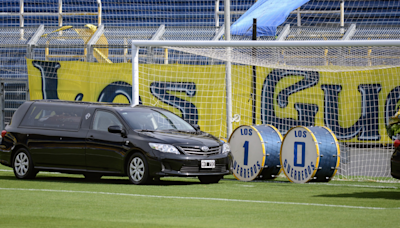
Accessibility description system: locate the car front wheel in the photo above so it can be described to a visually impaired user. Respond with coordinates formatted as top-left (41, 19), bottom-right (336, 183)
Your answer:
top-left (13, 148), bottom-right (37, 179)
top-left (127, 153), bottom-right (149, 185)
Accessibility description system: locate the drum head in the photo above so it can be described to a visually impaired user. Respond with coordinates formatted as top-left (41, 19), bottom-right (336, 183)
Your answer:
top-left (229, 125), bottom-right (265, 181)
top-left (280, 126), bottom-right (319, 183)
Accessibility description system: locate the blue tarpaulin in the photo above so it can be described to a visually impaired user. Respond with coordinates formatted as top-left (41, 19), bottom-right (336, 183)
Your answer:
top-left (231, 0), bottom-right (310, 37)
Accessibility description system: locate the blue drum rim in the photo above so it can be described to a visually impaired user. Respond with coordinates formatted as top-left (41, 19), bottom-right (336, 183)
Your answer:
top-left (229, 125), bottom-right (266, 181)
top-left (321, 126), bottom-right (341, 178)
top-left (280, 126), bottom-right (320, 183)
top-left (265, 124), bottom-right (283, 141)
top-left (264, 124), bottom-right (283, 176)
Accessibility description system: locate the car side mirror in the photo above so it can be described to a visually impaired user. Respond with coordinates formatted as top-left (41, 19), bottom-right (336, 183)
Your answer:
top-left (191, 124), bottom-right (200, 131)
top-left (108, 125), bottom-right (127, 137)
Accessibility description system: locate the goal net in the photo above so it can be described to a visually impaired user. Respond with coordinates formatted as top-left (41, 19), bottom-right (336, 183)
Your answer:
top-left (132, 40), bottom-right (400, 183)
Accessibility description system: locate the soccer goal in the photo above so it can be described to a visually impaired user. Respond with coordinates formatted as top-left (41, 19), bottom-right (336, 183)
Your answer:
top-left (132, 39), bottom-right (400, 182)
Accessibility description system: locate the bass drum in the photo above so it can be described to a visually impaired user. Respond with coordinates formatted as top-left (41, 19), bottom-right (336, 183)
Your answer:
top-left (280, 126), bottom-right (340, 183)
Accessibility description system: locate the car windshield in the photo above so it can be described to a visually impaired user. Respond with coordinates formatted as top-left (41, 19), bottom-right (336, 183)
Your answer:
top-left (118, 108), bottom-right (196, 132)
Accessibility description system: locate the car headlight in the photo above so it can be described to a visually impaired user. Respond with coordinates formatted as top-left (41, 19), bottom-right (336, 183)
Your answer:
top-left (222, 143), bottom-right (230, 154)
top-left (149, 143), bottom-right (180, 154)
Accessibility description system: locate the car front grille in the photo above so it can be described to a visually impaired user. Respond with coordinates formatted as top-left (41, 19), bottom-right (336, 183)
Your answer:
top-left (179, 146), bottom-right (220, 156)
top-left (180, 164), bottom-right (227, 173)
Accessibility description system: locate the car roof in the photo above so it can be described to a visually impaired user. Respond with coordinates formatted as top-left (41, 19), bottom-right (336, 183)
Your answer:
top-left (30, 99), bottom-right (159, 111)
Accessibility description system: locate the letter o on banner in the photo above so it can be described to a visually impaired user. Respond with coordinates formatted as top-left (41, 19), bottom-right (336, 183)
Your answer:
top-left (229, 125), bottom-right (282, 181)
top-left (280, 126), bottom-right (340, 183)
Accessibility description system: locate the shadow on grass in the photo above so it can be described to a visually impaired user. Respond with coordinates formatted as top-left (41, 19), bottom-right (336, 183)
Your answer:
top-left (0, 174), bottom-right (205, 186)
top-left (315, 191), bottom-right (400, 200)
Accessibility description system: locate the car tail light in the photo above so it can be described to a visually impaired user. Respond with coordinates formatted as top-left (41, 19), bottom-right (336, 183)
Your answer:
top-left (394, 139), bottom-right (400, 148)
top-left (1, 130), bottom-right (6, 138)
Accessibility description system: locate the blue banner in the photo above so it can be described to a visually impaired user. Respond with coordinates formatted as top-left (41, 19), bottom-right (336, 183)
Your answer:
top-left (231, 0), bottom-right (309, 37)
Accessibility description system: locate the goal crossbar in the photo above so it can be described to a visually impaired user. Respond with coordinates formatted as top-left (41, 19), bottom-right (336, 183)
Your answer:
top-left (132, 40), bottom-right (400, 48)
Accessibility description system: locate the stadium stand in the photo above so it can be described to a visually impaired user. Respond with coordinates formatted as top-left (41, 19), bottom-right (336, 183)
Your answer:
top-left (1, 1), bottom-right (399, 27)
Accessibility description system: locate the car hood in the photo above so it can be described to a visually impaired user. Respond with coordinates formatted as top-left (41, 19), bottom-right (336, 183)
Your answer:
top-left (136, 130), bottom-right (221, 147)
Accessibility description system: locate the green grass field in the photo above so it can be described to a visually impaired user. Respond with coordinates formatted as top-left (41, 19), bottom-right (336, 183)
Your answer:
top-left (0, 165), bottom-right (399, 228)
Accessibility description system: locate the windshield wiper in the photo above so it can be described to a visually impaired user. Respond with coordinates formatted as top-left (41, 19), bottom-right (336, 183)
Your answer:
top-left (162, 129), bottom-right (199, 134)
top-left (163, 129), bottom-right (185, 132)
top-left (135, 129), bottom-right (157, 132)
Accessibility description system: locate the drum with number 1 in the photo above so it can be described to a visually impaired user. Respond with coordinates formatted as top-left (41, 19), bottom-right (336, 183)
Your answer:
top-left (229, 125), bottom-right (282, 181)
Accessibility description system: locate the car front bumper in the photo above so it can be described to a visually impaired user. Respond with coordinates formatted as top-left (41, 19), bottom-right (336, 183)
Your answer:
top-left (149, 152), bottom-right (232, 177)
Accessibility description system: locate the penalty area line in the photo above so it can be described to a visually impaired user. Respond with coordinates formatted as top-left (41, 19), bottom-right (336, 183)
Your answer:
top-left (0, 187), bottom-right (398, 210)
top-left (0, 169), bottom-right (13, 172)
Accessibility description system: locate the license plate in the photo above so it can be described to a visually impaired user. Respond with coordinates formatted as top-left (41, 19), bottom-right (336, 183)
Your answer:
top-left (201, 160), bottom-right (215, 168)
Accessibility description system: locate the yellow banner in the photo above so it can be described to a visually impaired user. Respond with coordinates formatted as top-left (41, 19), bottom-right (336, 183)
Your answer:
top-left (27, 59), bottom-right (400, 143)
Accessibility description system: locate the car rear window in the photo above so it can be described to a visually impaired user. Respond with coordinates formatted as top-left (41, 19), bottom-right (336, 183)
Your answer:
top-left (20, 103), bottom-right (85, 130)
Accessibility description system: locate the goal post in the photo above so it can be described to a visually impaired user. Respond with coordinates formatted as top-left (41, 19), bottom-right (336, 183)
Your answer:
top-left (132, 39), bottom-right (400, 182)
top-left (131, 44), bottom-right (140, 107)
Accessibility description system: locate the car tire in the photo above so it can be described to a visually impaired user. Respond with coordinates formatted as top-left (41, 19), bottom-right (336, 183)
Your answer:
top-left (13, 148), bottom-right (37, 179)
top-left (84, 173), bottom-right (103, 181)
top-left (198, 175), bottom-right (223, 184)
top-left (127, 153), bottom-right (150, 185)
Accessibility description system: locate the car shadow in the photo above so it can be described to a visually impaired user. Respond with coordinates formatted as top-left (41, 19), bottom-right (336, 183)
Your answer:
top-left (314, 191), bottom-right (400, 200)
top-left (0, 175), bottom-right (203, 186)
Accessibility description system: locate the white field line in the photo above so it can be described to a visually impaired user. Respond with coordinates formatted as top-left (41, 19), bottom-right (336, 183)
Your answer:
top-left (0, 169), bottom-right (13, 172)
top-left (0, 187), bottom-right (399, 210)
top-left (0, 169), bottom-right (398, 189)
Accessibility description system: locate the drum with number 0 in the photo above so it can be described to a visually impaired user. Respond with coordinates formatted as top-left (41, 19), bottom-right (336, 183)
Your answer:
top-left (280, 126), bottom-right (340, 183)
top-left (229, 125), bottom-right (282, 181)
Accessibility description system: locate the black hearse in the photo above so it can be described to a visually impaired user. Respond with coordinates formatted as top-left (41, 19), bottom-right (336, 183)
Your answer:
top-left (0, 100), bottom-right (231, 184)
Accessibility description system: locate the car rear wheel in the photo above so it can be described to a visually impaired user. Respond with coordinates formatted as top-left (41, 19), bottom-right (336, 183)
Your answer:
top-left (13, 148), bottom-right (37, 179)
top-left (198, 175), bottom-right (223, 184)
top-left (127, 153), bottom-right (149, 185)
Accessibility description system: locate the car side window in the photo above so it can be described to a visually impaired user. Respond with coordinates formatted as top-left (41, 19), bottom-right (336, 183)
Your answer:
top-left (92, 110), bottom-right (123, 132)
top-left (20, 103), bottom-right (84, 130)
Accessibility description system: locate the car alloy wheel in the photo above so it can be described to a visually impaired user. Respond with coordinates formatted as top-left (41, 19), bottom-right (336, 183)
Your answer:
top-left (130, 157), bottom-right (144, 181)
top-left (13, 148), bottom-right (37, 179)
top-left (15, 152), bottom-right (28, 176)
top-left (128, 153), bottom-right (149, 185)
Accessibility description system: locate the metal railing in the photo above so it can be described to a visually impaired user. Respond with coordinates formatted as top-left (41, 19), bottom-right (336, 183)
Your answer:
top-left (0, 0), bottom-right (102, 40)
top-left (0, 79), bottom-right (28, 130)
